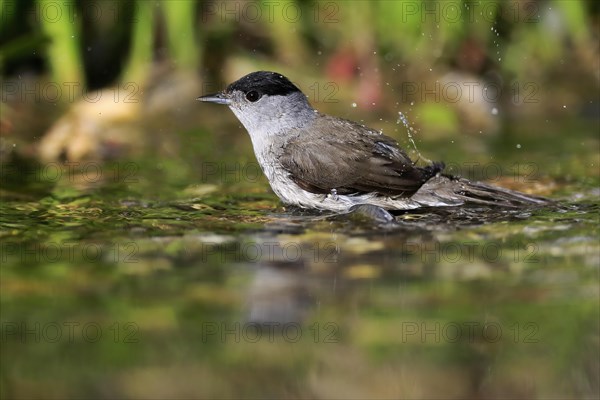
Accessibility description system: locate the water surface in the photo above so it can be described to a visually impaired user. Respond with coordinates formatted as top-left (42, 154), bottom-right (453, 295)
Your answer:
top-left (1, 117), bottom-right (598, 399)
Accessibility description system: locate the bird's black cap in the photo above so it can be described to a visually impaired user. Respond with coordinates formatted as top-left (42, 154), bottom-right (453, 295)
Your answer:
top-left (226, 71), bottom-right (301, 97)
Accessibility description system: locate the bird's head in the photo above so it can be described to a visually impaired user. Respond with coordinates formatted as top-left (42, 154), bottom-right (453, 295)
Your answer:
top-left (198, 71), bottom-right (315, 138)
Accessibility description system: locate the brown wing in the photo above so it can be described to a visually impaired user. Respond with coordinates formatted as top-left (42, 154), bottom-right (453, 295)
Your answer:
top-left (279, 115), bottom-right (444, 197)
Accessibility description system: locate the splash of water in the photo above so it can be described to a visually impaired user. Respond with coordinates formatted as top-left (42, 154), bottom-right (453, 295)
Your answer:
top-left (396, 111), bottom-right (432, 165)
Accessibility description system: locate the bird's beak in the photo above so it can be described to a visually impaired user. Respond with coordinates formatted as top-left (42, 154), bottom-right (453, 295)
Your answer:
top-left (196, 92), bottom-right (231, 105)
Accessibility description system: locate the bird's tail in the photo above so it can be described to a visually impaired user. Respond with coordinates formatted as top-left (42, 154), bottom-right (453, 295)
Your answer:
top-left (411, 174), bottom-right (550, 208)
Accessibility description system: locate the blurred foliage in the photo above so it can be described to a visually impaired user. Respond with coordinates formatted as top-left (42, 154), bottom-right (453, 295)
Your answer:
top-left (37, 0), bottom-right (84, 90)
top-left (0, 0), bottom-right (596, 161)
top-left (0, 0), bottom-right (597, 91)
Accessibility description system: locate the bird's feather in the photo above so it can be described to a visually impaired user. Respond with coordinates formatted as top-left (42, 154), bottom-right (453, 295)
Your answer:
top-left (279, 114), bottom-right (444, 197)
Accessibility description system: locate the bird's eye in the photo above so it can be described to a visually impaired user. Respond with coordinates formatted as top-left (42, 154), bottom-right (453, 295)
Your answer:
top-left (245, 90), bottom-right (261, 102)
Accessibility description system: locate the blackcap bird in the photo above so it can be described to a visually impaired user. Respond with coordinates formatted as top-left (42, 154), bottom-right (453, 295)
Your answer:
top-left (198, 71), bottom-right (546, 212)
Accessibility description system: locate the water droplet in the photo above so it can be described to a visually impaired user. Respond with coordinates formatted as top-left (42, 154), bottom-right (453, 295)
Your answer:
top-left (491, 107), bottom-right (498, 115)
top-left (516, 144), bottom-right (521, 149)
top-left (351, 102), bottom-right (357, 108)
top-left (397, 112), bottom-right (432, 164)
top-left (563, 105), bottom-right (567, 108)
